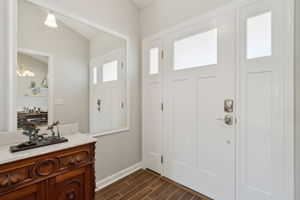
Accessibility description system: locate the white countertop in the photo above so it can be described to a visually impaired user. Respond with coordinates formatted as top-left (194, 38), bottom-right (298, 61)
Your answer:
top-left (0, 127), bottom-right (97, 165)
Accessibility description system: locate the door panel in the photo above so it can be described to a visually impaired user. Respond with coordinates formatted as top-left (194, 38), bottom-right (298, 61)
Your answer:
top-left (164, 11), bottom-right (236, 200)
top-left (239, 0), bottom-right (284, 199)
top-left (143, 39), bottom-right (163, 174)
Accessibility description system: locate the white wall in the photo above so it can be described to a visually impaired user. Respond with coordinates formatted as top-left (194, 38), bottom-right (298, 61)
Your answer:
top-left (140, 0), bottom-right (236, 37)
top-left (0, 0), bottom-right (5, 131)
top-left (34, 0), bottom-right (141, 181)
top-left (89, 33), bottom-right (126, 60)
top-left (18, 0), bottom-right (90, 132)
top-left (17, 53), bottom-right (48, 110)
top-left (295, 0), bottom-right (299, 199)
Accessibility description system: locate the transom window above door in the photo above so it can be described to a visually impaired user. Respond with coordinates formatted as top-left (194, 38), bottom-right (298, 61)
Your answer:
top-left (103, 60), bottom-right (118, 82)
top-left (174, 28), bottom-right (218, 71)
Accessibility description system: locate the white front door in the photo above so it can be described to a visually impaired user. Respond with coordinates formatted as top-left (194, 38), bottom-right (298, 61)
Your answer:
top-left (143, 38), bottom-right (164, 174)
top-left (163, 11), bottom-right (236, 200)
top-left (90, 49), bottom-right (126, 133)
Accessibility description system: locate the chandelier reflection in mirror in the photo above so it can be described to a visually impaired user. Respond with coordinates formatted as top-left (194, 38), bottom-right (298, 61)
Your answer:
top-left (17, 54), bottom-right (35, 77)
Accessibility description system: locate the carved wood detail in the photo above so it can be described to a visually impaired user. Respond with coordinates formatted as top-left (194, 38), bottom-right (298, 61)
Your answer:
top-left (0, 167), bottom-right (30, 188)
top-left (33, 158), bottom-right (60, 177)
top-left (61, 150), bottom-right (89, 168)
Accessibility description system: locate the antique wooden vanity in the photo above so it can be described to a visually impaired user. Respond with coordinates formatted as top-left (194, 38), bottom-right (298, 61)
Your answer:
top-left (0, 124), bottom-right (97, 200)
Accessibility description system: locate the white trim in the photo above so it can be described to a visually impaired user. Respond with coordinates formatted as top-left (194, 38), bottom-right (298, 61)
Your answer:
top-left (95, 162), bottom-right (142, 191)
top-left (88, 128), bottom-right (130, 138)
top-left (17, 48), bottom-right (54, 125)
top-left (282, 0), bottom-right (295, 199)
top-left (5, 0), bottom-right (17, 131)
top-left (141, 0), bottom-right (295, 199)
top-left (6, 0), bottom-right (131, 133)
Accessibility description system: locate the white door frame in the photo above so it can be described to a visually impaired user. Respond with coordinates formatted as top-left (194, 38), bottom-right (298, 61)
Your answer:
top-left (17, 48), bottom-right (54, 125)
top-left (142, 0), bottom-right (294, 199)
top-left (4, 0), bottom-right (131, 133)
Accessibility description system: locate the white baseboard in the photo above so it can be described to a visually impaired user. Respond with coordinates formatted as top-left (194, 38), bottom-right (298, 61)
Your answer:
top-left (95, 162), bottom-right (143, 191)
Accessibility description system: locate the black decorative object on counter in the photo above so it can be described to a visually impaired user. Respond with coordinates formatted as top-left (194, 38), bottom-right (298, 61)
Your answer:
top-left (10, 120), bottom-right (68, 153)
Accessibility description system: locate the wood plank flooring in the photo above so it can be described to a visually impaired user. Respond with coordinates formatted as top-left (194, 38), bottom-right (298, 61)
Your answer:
top-left (96, 169), bottom-right (212, 200)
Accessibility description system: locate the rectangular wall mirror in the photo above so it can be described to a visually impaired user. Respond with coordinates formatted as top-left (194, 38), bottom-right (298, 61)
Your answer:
top-left (16, 0), bottom-right (129, 135)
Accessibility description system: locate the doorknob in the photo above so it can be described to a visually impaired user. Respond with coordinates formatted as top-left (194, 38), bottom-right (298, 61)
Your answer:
top-left (216, 115), bottom-right (234, 126)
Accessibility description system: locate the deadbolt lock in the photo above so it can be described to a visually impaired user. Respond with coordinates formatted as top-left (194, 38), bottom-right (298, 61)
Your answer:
top-left (224, 99), bottom-right (234, 113)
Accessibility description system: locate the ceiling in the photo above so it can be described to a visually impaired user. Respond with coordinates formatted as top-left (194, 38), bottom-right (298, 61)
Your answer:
top-left (131, 0), bottom-right (153, 9)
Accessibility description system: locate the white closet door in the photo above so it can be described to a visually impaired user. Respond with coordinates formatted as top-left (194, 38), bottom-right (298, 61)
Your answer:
top-left (143, 39), bottom-right (163, 174)
top-left (239, 0), bottom-right (285, 200)
top-left (163, 11), bottom-right (236, 200)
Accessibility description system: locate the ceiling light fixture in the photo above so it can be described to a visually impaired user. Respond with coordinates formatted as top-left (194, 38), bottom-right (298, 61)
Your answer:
top-left (44, 12), bottom-right (58, 28)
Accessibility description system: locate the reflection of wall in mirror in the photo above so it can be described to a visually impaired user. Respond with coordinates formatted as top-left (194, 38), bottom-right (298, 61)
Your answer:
top-left (17, 53), bottom-right (48, 112)
top-left (18, 0), bottom-right (89, 132)
top-left (89, 33), bottom-right (126, 60)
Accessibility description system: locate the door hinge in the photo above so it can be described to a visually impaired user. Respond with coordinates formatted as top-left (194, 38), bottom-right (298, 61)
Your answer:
top-left (121, 62), bottom-right (124, 69)
top-left (121, 102), bottom-right (124, 109)
top-left (161, 155), bottom-right (164, 164)
top-left (161, 50), bottom-right (164, 59)
top-left (161, 103), bottom-right (164, 111)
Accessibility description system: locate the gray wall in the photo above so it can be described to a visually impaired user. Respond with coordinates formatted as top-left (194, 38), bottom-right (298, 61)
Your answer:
top-left (0, 0), bottom-right (5, 132)
top-left (18, 0), bottom-right (90, 133)
top-left (295, 0), bottom-right (299, 199)
top-left (89, 33), bottom-right (126, 60)
top-left (37, 0), bottom-right (141, 181)
top-left (140, 0), bottom-right (235, 37)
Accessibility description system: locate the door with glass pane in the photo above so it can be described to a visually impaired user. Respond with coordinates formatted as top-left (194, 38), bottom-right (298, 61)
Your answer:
top-left (91, 49), bottom-right (126, 133)
top-left (163, 11), bottom-right (236, 200)
top-left (143, 39), bottom-right (163, 174)
top-left (239, 0), bottom-right (285, 199)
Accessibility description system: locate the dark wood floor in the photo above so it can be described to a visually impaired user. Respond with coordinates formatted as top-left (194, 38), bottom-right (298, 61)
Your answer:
top-left (96, 169), bottom-right (212, 200)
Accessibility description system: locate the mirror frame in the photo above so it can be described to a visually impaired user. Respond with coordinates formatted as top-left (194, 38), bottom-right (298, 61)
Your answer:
top-left (4, 0), bottom-right (131, 136)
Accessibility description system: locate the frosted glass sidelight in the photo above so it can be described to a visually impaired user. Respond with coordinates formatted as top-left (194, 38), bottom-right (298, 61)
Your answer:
top-left (174, 28), bottom-right (218, 70)
top-left (149, 47), bottom-right (159, 74)
top-left (93, 67), bottom-right (97, 85)
top-left (247, 12), bottom-right (272, 59)
top-left (103, 60), bottom-right (118, 82)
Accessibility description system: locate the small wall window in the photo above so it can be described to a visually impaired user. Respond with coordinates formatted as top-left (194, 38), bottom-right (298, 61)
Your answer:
top-left (149, 47), bottom-right (159, 74)
top-left (92, 67), bottom-right (97, 85)
top-left (247, 12), bottom-right (272, 59)
top-left (174, 28), bottom-right (218, 71)
top-left (103, 60), bottom-right (118, 82)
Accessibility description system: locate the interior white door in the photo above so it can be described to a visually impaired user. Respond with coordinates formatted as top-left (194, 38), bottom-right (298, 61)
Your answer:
top-left (238, 0), bottom-right (285, 199)
top-left (163, 11), bottom-right (236, 200)
top-left (143, 38), bottom-right (163, 174)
